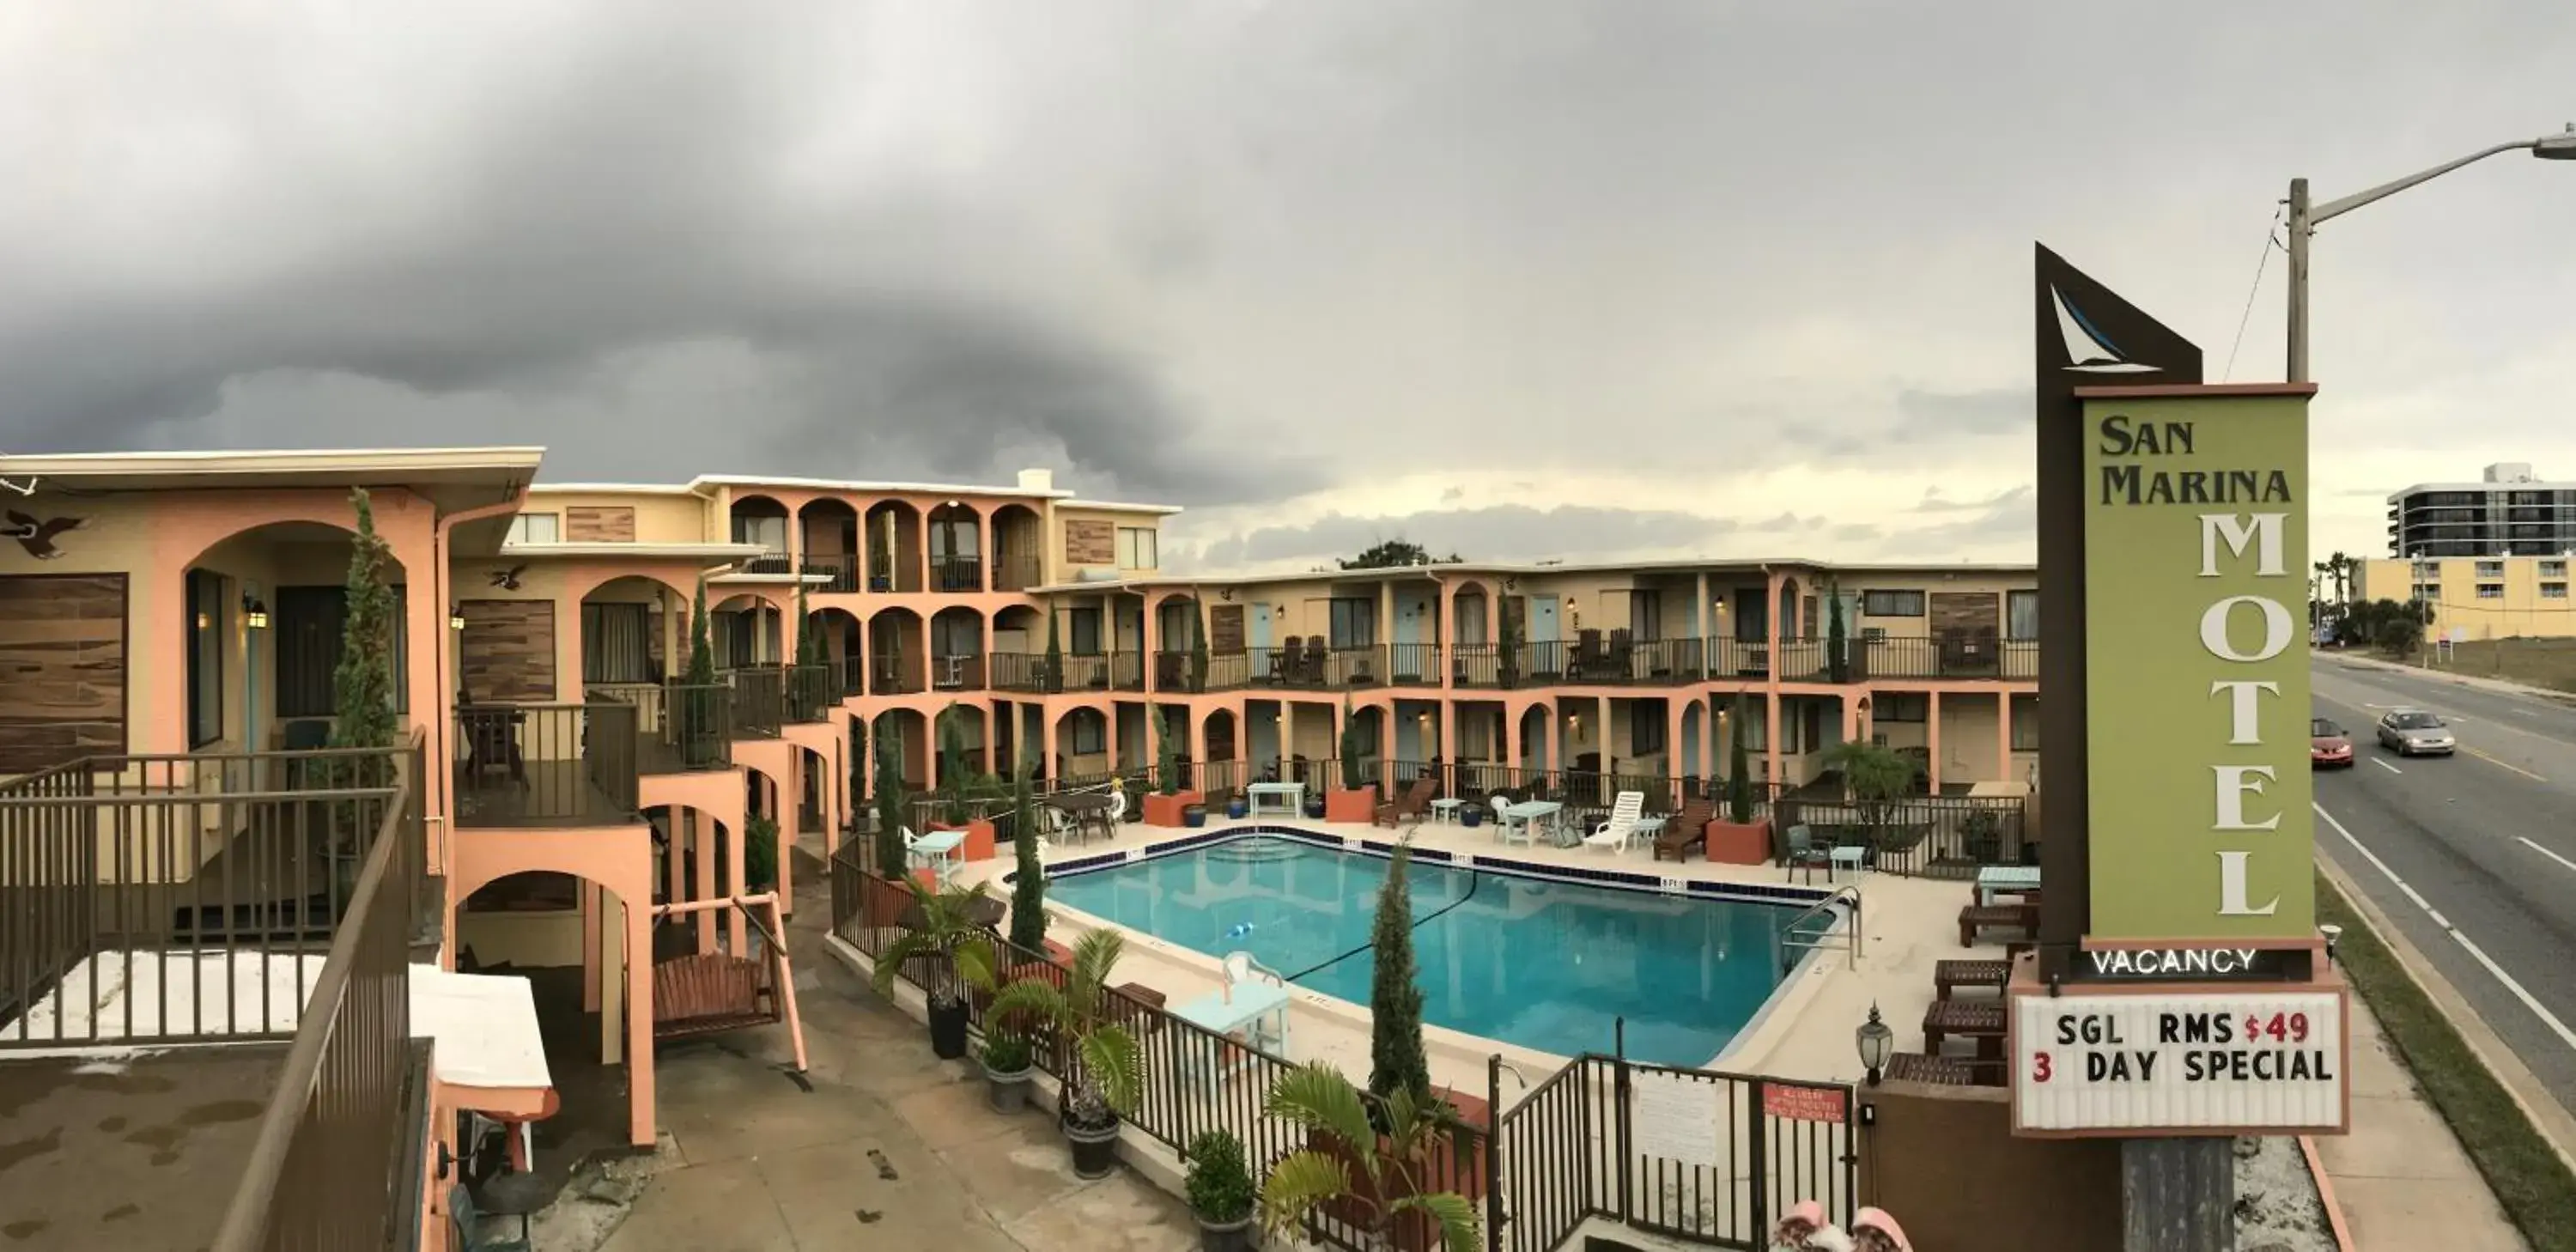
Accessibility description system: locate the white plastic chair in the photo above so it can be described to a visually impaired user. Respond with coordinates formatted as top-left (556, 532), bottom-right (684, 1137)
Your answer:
top-left (1492, 793), bottom-right (1534, 847)
top-left (1583, 791), bottom-right (1647, 854)
top-left (1223, 951), bottom-right (1284, 988)
top-left (1033, 805), bottom-right (1074, 848)
top-left (902, 827), bottom-right (960, 888)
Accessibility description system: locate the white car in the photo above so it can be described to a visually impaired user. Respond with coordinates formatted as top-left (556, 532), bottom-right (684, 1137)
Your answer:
top-left (2375, 708), bottom-right (2456, 757)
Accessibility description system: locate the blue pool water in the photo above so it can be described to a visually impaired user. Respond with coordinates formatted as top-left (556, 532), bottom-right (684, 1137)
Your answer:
top-left (1045, 836), bottom-right (1805, 1065)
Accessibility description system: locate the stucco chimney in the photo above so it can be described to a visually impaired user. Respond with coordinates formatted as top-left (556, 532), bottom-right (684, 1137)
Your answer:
top-left (1017, 468), bottom-right (1055, 495)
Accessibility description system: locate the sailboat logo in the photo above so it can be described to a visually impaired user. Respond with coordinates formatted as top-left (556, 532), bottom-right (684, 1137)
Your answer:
top-left (2050, 285), bottom-right (2160, 373)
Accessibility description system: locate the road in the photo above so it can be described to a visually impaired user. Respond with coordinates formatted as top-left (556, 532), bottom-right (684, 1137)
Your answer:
top-left (2310, 653), bottom-right (2576, 1115)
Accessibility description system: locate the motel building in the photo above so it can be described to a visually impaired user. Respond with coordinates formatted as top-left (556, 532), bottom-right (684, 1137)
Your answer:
top-left (0, 444), bottom-right (2041, 1248)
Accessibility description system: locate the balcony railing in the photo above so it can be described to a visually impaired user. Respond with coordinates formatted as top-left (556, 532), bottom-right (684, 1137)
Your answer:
top-left (870, 651), bottom-right (925, 696)
top-left (729, 666), bottom-right (786, 737)
top-left (1151, 649), bottom-right (1251, 692)
top-left (787, 663), bottom-right (835, 721)
top-left (739, 546), bottom-right (794, 576)
top-left (866, 552), bottom-right (920, 594)
top-left (638, 683), bottom-right (735, 773)
top-left (931, 555), bottom-right (984, 593)
top-left (930, 653), bottom-right (986, 692)
top-left (992, 551), bottom-right (1042, 593)
top-left (454, 701), bottom-right (640, 827)
top-left (1109, 651), bottom-right (1145, 691)
top-left (801, 551), bottom-right (861, 593)
top-left (210, 742), bottom-right (422, 1252)
top-left (1388, 641), bottom-right (1441, 685)
top-left (1243, 642), bottom-right (1388, 689)
top-left (989, 651), bottom-right (1050, 693)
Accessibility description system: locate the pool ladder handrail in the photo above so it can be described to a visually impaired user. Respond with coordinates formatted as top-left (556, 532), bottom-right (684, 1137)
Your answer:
top-left (1781, 885), bottom-right (1862, 969)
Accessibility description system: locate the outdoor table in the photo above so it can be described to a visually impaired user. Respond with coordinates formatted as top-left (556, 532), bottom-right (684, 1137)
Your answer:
top-left (1050, 793), bottom-right (1117, 842)
top-left (1502, 799), bottom-right (1564, 844)
top-left (1171, 982), bottom-right (1292, 1091)
top-left (907, 830), bottom-right (966, 885)
top-left (1885, 1053), bottom-right (1975, 1087)
top-left (1428, 798), bottom-right (1467, 824)
top-left (1974, 865), bottom-right (2042, 907)
top-left (1247, 781), bottom-right (1305, 818)
top-left (1828, 844), bottom-right (1868, 881)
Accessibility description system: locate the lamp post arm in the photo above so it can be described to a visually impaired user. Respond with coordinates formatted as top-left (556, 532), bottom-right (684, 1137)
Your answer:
top-left (2312, 142), bottom-right (2536, 224)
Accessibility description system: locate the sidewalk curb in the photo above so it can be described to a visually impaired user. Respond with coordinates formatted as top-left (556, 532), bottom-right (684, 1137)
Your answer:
top-left (2324, 650), bottom-right (2576, 704)
top-left (2315, 852), bottom-right (2576, 1176)
top-left (2295, 1135), bottom-right (2356, 1252)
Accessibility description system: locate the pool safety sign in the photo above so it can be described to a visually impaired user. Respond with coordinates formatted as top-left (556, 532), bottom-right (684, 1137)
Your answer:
top-left (2011, 989), bottom-right (2348, 1135)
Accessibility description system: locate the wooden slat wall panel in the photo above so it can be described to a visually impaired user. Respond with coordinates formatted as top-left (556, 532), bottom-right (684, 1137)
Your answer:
top-left (459, 599), bottom-right (556, 702)
top-left (0, 574), bottom-right (126, 773)
top-left (1209, 604), bottom-right (1245, 653)
top-left (1929, 592), bottom-right (2001, 639)
top-left (564, 507), bottom-right (636, 543)
top-left (1063, 520), bottom-right (1114, 566)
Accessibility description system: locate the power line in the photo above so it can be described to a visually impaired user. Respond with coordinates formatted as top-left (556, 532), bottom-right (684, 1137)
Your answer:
top-left (2221, 204), bottom-right (2287, 382)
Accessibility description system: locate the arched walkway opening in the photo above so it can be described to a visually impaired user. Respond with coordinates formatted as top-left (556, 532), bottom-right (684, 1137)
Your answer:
top-left (1053, 706), bottom-right (1109, 781)
top-left (580, 574), bottom-right (685, 694)
top-left (713, 593), bottom-right (782, 670)
top-left (1153, 595), bottom-right (1202, 690)
top-left (729, 495), bottom-right (792, 574)
top-left (806, 606), bottom-right (865, 697)
top-left (990, 503), bottom-right (1043, 592)
top-left (930, 606), bottom-right (985, 691)
top-left (865, 501), bottom-right (922, 593)
top-left (795, 497), bottom-right (860, 593)
top-left (455, 869), bottom-right (644, 1172)
top-left (872, 708), bottom-right (930, 791)
top-left (867, 607), bottom-right (926, 695)
top-left (184, 520), bottom-right (416, 758)
top-left (927, 502), bottom-right (983, 593)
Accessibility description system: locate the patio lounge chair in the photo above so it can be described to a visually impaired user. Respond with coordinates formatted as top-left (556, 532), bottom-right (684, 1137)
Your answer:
top-left (1604, 629), bottom-right (1635, 681)
top-left (1583, 790), bottom-right (1647, 853)
top-left (1652, 798), bottom-right (1715, 861)
top-left (1299, 637), bottom-right (1330, 685)
top-left (1376, 777), bottom-right (1437, 828)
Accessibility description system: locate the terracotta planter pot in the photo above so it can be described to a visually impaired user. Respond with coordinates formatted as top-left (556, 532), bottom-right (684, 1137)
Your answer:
top-left (1303, 1089), bottom-right (1489, 1252)
top-left (1705, 818), bottom-right (1771, 866)
top-left (1323, 788), bottom-right (1378, 824)
top-left (1142, 790), bottom-right (1205, 828)
top-left (860, 872), bottom-right (913, 928)
top-left (933, 818), bottom-right (999, 862)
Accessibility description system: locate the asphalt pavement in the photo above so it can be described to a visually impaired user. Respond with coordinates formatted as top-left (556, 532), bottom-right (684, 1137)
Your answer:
top-left (2310, 653), bottom-right (2576, 1118)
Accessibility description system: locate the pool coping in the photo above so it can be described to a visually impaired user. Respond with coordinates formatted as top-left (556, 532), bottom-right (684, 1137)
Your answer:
top-left (1015, 824), bottom-right (1852, 1073)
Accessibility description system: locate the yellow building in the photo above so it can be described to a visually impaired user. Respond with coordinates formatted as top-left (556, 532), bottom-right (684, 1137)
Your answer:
top-left (2353, 555), bottom-right (2576, 640)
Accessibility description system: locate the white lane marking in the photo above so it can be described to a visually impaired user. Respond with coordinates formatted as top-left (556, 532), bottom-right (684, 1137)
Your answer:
top-left (2316, 801), bottom-right (2576, 1056)
top-left (2518, 836), bottom-right (2576, 876)
top-left (2372, 758), bottom-right (2403, 775)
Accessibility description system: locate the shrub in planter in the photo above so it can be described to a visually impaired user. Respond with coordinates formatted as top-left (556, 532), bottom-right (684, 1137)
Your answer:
top-left (1259, 1065), bottom-right (1481, 1252)
top-left (1182, 803), bottom-right (1208, 829)
top-left (1184, 1129), bottom-right (1259, 1252)
top-left (1227, 797), bottom-right (1249, 820)
top-left (986, 929), bottom-right (1143, 1179)
top-left (980, 1031), bottom-right (1036, 1114)
top-left (1303, 793), bottom-right (1327, 819)
top-left (870, 878), bottom-right (1001, 1061)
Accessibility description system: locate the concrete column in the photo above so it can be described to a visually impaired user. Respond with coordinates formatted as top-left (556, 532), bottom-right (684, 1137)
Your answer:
top-left (624, 899), bottom-right (657, 1146)
top-left (1929, 690), bottom-right (1944, 790)
top-left (581, 884), bottom-right (603, 1013)
top-left (694, 811), bottom-right (716, 951)
top-left (1142, 593), bottom-right (1163, 692)
top-left (1693, 572), bottom-right (1710, 679)
top-left (917, 508), bottom-right (933, 594)
top-left (1504, 704), bottom-right (1524, 776)
top-left (1764, 692), bottom-right (1783, 794)
top-left (1437, 699), bottom-right (1456, 792)
top-left (1764, 570), bottom-right (1785, 790)
top-left (1595, 695), bottom-right (1612, 803)
top-left (1668, 700), bottom-right (1688, 805)
top-left (1188, 705), bottom-right (1210, 793)
top-left (1042, 711), bottom-right (1060, 782)
top-left (598, 892), bottom-right (623, 1065)
top-left (1439, 580), bottom-right (1458, 690)
top-left (1997, 692), bottom-right (2014, 781)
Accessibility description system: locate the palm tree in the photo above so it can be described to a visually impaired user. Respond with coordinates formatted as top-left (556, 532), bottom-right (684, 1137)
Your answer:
top-left (868, 878), bottom-right (999, 1012)
top-left (1258, 1063), bottom-right (1480, 1252)
top-left (985, 929), bottom-right (1144, 1130)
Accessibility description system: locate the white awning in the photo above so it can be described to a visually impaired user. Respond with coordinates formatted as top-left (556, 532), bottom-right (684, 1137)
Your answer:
top-left (408, 965), bottom-right (553, 1091)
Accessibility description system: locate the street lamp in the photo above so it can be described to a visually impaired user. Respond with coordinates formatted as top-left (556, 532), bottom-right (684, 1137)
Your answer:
top-left (2287, 124), bottom-right (2576, 382)
top-left (1855, 1002), bottom-right (1893, 1086)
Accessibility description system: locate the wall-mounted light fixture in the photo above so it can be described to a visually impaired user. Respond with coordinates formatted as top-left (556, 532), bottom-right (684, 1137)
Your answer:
top-left (241, 597), bottom-right (270, 630)
top-left (1856, 1003), bottom-right (1893, 1087)
top-left (195, 611), bottom-right (211, 630)
top-left (451, 605), bottom-right (467, 631)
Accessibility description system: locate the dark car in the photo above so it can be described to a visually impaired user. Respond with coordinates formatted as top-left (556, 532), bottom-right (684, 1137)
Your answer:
top-left (2311, 718), bottom-right (2354, 769)
top-left (2376, 708), bottom-right (2457, 757)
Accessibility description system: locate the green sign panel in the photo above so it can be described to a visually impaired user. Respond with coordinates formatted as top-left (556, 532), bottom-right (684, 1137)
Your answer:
top-left (2084, 392), bottom-right (2313, 940)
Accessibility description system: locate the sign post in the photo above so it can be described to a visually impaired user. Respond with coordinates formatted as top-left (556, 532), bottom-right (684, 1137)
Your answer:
top-left (2025, 247), bottom-right (2350, 1252)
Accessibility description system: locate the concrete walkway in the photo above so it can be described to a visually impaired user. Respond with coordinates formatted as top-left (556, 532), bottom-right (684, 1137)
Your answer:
top-left (2318, 996), bottom-right (2526, 1250)
top-left (591, 876), bottom-right (1198, 1252)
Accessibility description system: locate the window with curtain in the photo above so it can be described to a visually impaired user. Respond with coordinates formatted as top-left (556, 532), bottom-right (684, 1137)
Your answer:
top-left (1071, 708), bottom-right (1107, 754)
top-left (1861, 590), bottom-right (1924, 617)
top-left (272, 584), bottom-right (411, 719)
top-left (187, 570), bottom-right (225, 747)
top-left (1116, 526), bottom-right (1157, 569)
top-left (1454, 595), bottom-right (1488, 644)
top-left (1628, 702), bottom-right (1666, 754)
top-left (1627, 591), bottom-right (1662, 641)
top-left (2011, 695), bottom-right (2040, 751)
top-left (1874, 693), bottom-right (1929, 722)
top-left (582, 603), bottom-right (654, 684)
top-left (1327, 598), bottom-right (1375, 647)
top-left (506, 514), bottom-right (559, 544)
top-left (2007, 590), bottom-right (2039, 639)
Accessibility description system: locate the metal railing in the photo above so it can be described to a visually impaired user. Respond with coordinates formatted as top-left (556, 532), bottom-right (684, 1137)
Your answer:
top-left (453, 702), bottom-right (641, 827)
top-left (992, 551), bottom-right (1043, 593)
top-left (210, 740), bottom-right (424, 1252)
top-left (1109, 652), bottom-right (1145, 691)
top-left (872, 650), bottom-right (926, 696)
top-left (787, 662), bottom-right (836, 721)
top-left (930, 653), bottom-right (986, 692)
top-left (932, 555), bottom-right (984, 593)
top-left (1, 746), bottom-right (407, 1048)
top-left (1771, 788), bottom-right (2029, 878)
top-left (606, 682), bottom-right (733, 774)
top-left (801, 551), bottom-right (861, 593)
top-left (729, 666), bottom-right (785, 737)
top-left (866, 550), bottom-right (921, 593)
top-left (1388, 641), bottom-right (1442, 684)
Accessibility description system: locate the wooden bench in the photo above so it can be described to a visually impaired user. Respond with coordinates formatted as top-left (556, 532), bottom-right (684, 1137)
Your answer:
top-left (1885, 1052), bottom-right (1976, 1086)
top-left (1957, 903), bottom-right (2038, 947)
top-left (1934, 958), bottom-right (2010, 1000)
top-left (1922, 999), bottom-right (2007, 1061)
top-left (1109, 982), bottom-right (1167, 1036)
top-left (651, 952), bottom-right (773, 1039)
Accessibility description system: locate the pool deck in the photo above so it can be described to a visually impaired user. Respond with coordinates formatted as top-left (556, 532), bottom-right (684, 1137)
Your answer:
top-left (950, 813), bottom-right (1984, 1097)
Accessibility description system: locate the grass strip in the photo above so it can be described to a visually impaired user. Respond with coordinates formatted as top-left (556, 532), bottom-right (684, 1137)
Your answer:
top-left (2316, 868), bottom-right (2576, 1250)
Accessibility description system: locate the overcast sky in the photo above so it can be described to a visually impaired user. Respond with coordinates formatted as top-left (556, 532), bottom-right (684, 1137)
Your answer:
top-left (7, 3), bottom-right (2573, 573)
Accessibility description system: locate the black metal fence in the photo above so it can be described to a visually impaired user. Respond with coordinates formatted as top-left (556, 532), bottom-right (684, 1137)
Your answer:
top-left (728, 666), bottom-right (786, 737)
top-left (453, 702), bottom-right (638, 826)
top-left (829, 848), bottom-right (1857, 1251)
top-left (1772, 790), bottom-right (2030, 878)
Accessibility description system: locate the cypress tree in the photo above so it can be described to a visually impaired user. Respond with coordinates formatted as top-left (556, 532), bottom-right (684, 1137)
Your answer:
top-left (1826, 582), bottom-right (1850, 684)
top-left (1007, 760), bottom-right (1048, 952)
top-left (1367, 843), bottom-right (1431, 1114)
top-left (1042, 611), bottom-right (1065, 693)
top-left (793, 582), bottom-right (826, 716)
top-left (939, 706), bottom-right (969, 824)
top-left (1188, 599), bottom-right (1210, 693)
top-left (1726, 691), bottom-right (1754, 824)
top-left (329, 489), bottom-right (399, 757)
top-left (872, 722), bottom-right (908, 879)
top-left (1156, 705), bottom-right (1182, 796)
top-left (683, 578), bottom-right (717, 765)
top-left (1339, 695), bottom-right (1362, 792)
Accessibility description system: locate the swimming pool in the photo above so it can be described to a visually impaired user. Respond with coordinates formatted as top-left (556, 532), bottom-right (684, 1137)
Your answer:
top-left (1044, 834), bottom-right (1809, 1066)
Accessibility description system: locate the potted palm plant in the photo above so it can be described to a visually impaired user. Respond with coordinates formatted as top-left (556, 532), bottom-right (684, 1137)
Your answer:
top-left (1184, 1129), bottom-right (1260, 1252)
top-left (1258, 1064), bottom-right (1482, 1252)
top-left (978, 1028), bottom-right (1036, 1114)
top-left (986, 929), bottom-right (1145, 1178)
top-left (868, 878), bottom-right (998, 1061)
top-left (1144, 706), bottom-right (1203, 826)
